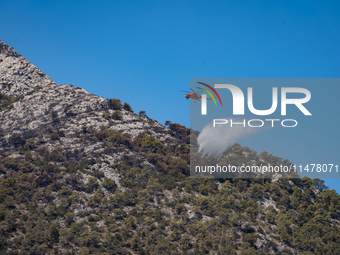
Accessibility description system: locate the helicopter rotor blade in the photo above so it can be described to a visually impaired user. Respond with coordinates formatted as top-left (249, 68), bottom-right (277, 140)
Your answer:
top-left (180, 90), bottom-right (191, 93)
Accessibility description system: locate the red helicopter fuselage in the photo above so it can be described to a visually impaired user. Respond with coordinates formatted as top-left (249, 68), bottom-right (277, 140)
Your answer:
top-left (185, 93), bottom-right (211, 101)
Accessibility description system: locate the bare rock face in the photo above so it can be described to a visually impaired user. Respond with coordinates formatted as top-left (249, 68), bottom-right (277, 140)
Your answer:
top-left (0, 83), bottom-right (108, 136)
top-left (0, 40), bottom-right (176, 161)
top-left (0, 40), bottom-right (107, 157)
top-left (0, 40), bottom-right (54, 96)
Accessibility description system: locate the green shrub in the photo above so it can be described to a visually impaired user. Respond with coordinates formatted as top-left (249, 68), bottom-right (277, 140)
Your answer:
top-left (49, 133), bottom-right (60, 141)
top-left (102, 178), bottom-right (117, 193)
top-left (243, 234), bottom-right (258, 246)
top-left (0, 93), bottom-right (19, 111)
top-left (258, 227), bottom-right (265, 235)
top-left (139, 110), bottom-right (148, 118)
top-left (86, 177), bottom-right (99, 193)
top-left (196, 197), bottom-right (210, 210)
top-left (102, 112), bottom-right (111, 119)
top-left (24, 151), bottom-right (33, 161)
top-left (111, 111), bottom-right (122, 120)
top-left (9, 133), bottom-right (25, 146)
top-left (184, 184), bottom-right (192, 193)
top-left (89, 168), bottom-right (105, 180)
top-left (122, 102), bottom-right (133, 112)
top-left (108, 98), bottom-right (122, 110)
top-left (142, 136), bottom-right (163, 153)
top-left (169, 123), bottom-right (189, 136)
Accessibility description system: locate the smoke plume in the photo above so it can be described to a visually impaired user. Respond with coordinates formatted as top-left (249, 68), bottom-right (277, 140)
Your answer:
top-left (197, 117), bottom-right (259, 157)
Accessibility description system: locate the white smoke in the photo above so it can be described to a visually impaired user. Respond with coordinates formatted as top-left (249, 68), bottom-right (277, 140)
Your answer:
top-left (197, 117), bottom-right (259, 157)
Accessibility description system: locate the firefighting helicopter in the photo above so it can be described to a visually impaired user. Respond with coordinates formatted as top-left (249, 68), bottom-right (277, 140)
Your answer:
top-left (181, 88), bottom-right (213, 102)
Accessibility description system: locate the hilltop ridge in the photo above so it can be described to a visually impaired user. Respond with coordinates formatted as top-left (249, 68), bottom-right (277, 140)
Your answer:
top-left (0, 41), bottom-right (53, 96)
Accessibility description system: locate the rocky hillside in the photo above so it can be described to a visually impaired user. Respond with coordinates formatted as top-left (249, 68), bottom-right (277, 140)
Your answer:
top-left (0, 41), bottom-right (53, 97)
top-left (0, 40), bottom-right (339, 255)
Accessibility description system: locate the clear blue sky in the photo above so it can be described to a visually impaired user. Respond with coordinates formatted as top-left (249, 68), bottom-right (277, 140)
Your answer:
top-left (1, 0), bottom-right (339, 192)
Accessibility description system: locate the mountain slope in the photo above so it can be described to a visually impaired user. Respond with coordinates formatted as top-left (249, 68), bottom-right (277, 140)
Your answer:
top-left (0, 41), bottom-right (339, 255)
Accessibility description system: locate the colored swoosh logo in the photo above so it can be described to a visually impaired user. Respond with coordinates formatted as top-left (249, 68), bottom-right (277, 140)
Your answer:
top-left (197, 87), bottom-right (217, 105)
top-left (197, 82), bottom-right (223, 106)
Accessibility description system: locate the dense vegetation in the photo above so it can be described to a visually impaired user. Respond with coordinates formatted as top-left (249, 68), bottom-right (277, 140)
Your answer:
top-left (0, 97), bottom-right (339, 255)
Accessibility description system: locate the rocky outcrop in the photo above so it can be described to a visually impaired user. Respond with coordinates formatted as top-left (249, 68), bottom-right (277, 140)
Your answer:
top-left (0, 41), bottom-right (175, 161)
top-left (0, 40), bottom-right (54, 96)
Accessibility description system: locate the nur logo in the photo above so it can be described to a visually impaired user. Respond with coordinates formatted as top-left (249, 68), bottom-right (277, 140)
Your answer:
top-left (199, 83), bottom-right (312, 116)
